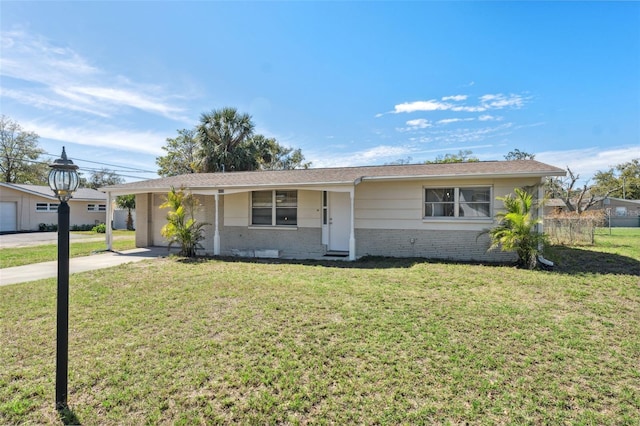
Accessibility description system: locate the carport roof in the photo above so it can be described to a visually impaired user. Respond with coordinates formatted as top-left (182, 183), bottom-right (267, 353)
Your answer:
top-left (101, 160), bottom-right (566, 193)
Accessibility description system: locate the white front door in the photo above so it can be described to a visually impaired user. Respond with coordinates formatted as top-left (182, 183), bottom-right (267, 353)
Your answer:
top-left (328, 192), bottom-right (350, 252)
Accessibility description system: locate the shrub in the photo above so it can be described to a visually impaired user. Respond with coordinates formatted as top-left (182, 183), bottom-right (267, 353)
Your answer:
top-left (71, 224), bottom-right (95, 231)
top-left (544, 211), bottom-right (606, 245)
top-left (38, 223), bottom-right (57, 232)
top-left (160, 187), bottom-right (209, 257)
top-left (483, 187), bottom-right (548, 269)
top-left (92, 223), bottom-right (106, 233)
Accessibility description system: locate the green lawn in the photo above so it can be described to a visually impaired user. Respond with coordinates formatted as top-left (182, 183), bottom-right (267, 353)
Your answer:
top-left (0, 229), bottom-right (638, 424)
top-left (0, 231), bottom-right (136, 268)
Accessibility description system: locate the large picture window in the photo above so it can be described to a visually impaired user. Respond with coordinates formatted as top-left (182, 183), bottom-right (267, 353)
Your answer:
top-left (251, 190), bottom-right (297, 226)
top-left (425, 187), bottom-right (491, 218)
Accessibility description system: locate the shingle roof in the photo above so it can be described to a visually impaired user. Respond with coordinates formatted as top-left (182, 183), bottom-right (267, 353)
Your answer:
top-left (102, 160), bottom-right (566, 193)
top-left (1, 183), bottom-right (107, 201)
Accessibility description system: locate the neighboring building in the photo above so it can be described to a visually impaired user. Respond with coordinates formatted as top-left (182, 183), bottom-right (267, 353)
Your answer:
top-left (0, 183), bottom-right (107, 233)
top-left (102, 160), bottom-right (565, 261)
top-left (113, 208), bottom-right (136, 230)
top-left (544, 196), bottom-right (640, 227)
top-left (600, 197), bottom-right (640, 227)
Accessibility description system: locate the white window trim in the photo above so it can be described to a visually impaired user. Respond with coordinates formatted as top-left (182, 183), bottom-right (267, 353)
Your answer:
top-left (35, 202), bottom-right (59, 212)
top-left (250, 190), bottom-right (298, 227)
top-left (87, 204), bottom-right (107, 212)
top-left (423, 185), bottom-right (493, 221)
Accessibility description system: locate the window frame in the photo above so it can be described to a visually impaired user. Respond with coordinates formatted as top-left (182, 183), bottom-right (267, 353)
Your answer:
top-left (35, 202), bottom-right (59, 212)
top-left (87, 204), bottom-right (107, 212)
top-left (250, 190), bottom-right (298, 227)
top-left (423, 185), bottom-right (493, 220)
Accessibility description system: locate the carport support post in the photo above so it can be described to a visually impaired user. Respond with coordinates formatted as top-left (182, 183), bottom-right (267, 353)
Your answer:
top-left (106, 191), bottom-right (113, 251)
top-left (349, 188), bottom-right (356, 260)
top-left (55, 201), bottom-right (70, 409)
top-left (213, 192), bottom-right (220, 255)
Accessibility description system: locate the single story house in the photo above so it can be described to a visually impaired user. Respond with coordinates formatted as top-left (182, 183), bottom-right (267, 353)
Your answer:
top-left (0, 183), bottom-right (107, 233)
top-left (600, 197), bottom-right (640, 227)
top-left (544, 196), bottom-right (640, 227)
top-left (101, 160), bottom-right (565, 261)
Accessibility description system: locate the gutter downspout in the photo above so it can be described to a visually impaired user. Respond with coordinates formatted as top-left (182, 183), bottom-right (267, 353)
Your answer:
top-left (106, 191), bottom-right (113, 251)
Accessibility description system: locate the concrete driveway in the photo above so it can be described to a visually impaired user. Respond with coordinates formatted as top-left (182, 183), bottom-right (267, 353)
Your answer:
top-left (0, 247), bottom-right (172, 286)
top-left (0, 232), bottom-right (105, 248)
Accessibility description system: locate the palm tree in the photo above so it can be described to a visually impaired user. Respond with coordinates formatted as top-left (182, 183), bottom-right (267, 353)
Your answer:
top-left (197, 107), bottom-right (255, 172)
top-left (485, 187), bottom-right (548, 269)
top-left (160, 187), bottom-right (208, 257)
top-left (115, 194), bottom-right (136, 230)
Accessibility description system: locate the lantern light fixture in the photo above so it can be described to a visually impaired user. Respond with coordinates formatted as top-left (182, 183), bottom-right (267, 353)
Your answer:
top-left (48, 147), bottom-right (79, 203)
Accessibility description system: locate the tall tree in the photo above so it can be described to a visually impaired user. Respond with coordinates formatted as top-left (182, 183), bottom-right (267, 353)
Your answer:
top-left (592, 159), bottom-right (640, 199)
top-left (545, 167), bottom-right (615, 214)
top-left (116, 194), bottom-right (136, 230)
top-left (156, 129), bottom-right (200, 177)
top-left (426, 150), bottom-right (479, 164)
top-left (249, 135), bottom-right (311, 170)
top-left (504, 149), bottom-right (535, 160)
top-left (87, 168), bottom-right (124, 189)
top-left (0, 115), bottom-right (47, 184)
top-left (197, 107), bottom-right (255, 172)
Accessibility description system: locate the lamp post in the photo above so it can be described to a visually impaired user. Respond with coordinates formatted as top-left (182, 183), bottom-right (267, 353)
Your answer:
top-left (48, 147), bottom-right (79, 410)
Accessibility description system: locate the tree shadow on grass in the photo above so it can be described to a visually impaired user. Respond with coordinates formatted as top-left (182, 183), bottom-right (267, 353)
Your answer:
top-left (174, 249), bottom-right (640, 277)
top-left (546, 246), bottom-right (640, 276)
top-left (57, 405), bottom-right (81, 425)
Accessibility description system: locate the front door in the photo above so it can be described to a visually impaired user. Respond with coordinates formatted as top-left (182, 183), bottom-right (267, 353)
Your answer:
top-left (328, 192), bottom-right (350, 252)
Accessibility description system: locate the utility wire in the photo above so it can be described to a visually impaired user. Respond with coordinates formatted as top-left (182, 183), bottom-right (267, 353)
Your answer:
top-left (42, 151), bottom-right (156, 173)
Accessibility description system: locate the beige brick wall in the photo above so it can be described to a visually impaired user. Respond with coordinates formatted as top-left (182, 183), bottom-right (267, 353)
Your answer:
top-left (356, 228), bottom-right (517, 262)
top-left (220, 226), bottom-right (324, 259)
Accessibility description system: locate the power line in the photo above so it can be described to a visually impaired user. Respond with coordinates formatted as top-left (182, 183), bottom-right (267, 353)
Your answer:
top-left (3, 156), bottom-right (155, 182)
top-left (41, 151), bottom-right (157, 173)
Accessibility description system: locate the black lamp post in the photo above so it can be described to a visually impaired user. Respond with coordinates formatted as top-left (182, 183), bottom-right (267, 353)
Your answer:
top-left (48, 147), bottom-right (79, 410)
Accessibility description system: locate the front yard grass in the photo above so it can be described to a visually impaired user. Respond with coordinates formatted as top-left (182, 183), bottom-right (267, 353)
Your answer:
top-left (0, 230), bottom-right (638, 424)
top-left (0, 231), bottom-right (136, 268)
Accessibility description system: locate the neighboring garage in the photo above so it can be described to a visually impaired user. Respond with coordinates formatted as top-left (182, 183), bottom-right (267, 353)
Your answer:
top-left (0, 201), bottom-right (17, 232)
top-left (0, 183), bottom-right (107, 232)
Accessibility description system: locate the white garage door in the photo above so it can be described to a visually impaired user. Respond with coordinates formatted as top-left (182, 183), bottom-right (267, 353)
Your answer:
top-left (0, 201), bottom-right (17, 232)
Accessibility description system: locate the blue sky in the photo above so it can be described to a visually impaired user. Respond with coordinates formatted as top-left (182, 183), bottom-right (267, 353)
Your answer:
top-left (1, 1), bottom-right (638, 183)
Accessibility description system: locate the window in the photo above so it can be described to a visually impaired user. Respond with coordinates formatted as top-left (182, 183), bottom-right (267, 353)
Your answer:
top-left (36, 202), bottom-right (58, 212)
top-left (251, 190), bottom-right (297, 226)
top-left (425, 187), bottom-right (491, 219)
top-left (88, 204), bottom-right (107, 212)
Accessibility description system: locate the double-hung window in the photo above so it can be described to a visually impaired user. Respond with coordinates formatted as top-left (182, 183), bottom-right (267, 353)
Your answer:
top-left (251, 190), bottom-right (297, 226)
top-left (424, 186), bottom-right (491, 218)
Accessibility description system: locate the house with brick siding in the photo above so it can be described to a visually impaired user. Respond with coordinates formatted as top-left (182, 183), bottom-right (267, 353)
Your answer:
top-left (101, 160), bottom-right (565, 261)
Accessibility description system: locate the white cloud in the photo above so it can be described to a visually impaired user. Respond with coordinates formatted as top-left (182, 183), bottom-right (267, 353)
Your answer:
top-left (437, 118), bottom-right (475, 125)
top-left (0, 87), bottom-right (111, 117)
top-left (390, 93), bottom-right (528, 115)
top-left (536, 146), bottom-right (639, 182)
top-left (478, 115), bottom-right (503, 121)
top-left (0, 30), bottom-right (188, 121)
top-left (479, 93), bottom-right (526, 109)
top-left (21, 119), bottom-right (167, 156)
top-left (442, 95), bottom-right (467, 102)
top-left (416, 123), bottom-right (514, 144)
top-left (310, 145), bottom-right (414, 168)
top-left (393, 100), bottom-right (451, 113)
